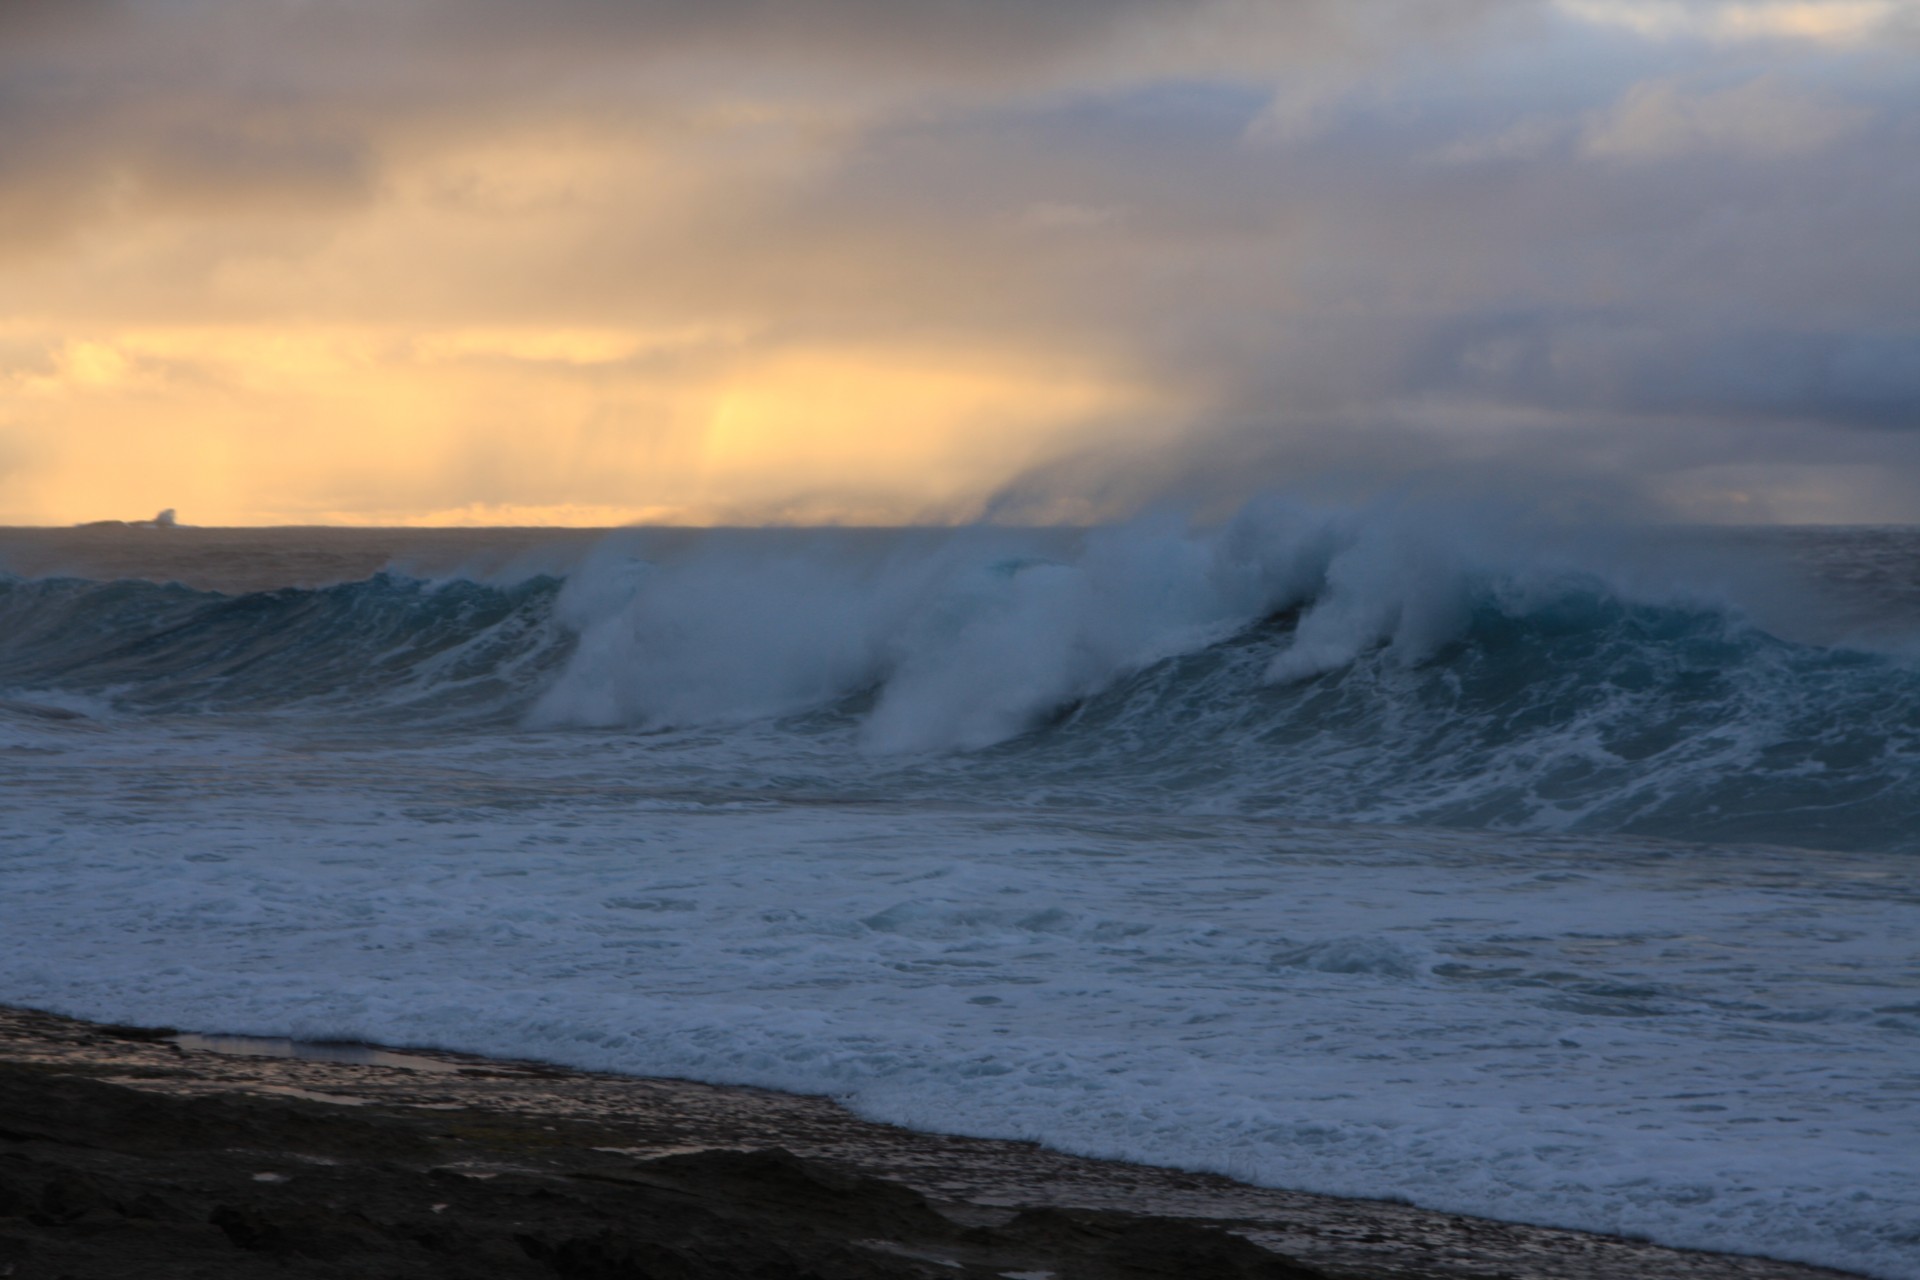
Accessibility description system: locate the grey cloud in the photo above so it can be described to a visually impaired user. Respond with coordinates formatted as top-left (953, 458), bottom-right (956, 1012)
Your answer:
top-left (0, 0), bottom-right (1486, 257)
top-left (2, 0), bottom-right (1915, 521)
top-left (984, 387), bottom-right (1920, 528)
top-left (863, 46), bottom-right (1920, 518)
top-left (432, 0), bottom-right (1166, 66)
top-left (1425, 318), bottom-right (1920, 429)
top-left (0, 0), bottom-right (121, 39)
top-left (0, 4), bottom-right (389, 253)
top-left (401, 0), bottom-right (1520, 85)
top-left (979, 405), bottom-right (1682, 527)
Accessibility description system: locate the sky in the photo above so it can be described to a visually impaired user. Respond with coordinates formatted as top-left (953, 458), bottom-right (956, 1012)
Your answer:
top-left (1, 0), bottom-right (1916, 526)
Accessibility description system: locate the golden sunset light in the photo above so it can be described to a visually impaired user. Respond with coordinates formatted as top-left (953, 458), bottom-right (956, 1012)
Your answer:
top-left (5, 7), bottom-right (1920, 1276)
top-left (1, 319), bottom-right (1163, 525)
top-left (2, 0), bottom-right (1917, 525)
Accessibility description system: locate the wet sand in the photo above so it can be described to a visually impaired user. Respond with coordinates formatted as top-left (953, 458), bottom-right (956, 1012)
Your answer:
top-left (0, 1004), bottom-right (1863, 1280)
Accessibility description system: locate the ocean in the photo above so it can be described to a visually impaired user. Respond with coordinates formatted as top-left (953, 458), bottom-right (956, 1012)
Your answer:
top-left (1, 504), bottom-right (1916, 1277)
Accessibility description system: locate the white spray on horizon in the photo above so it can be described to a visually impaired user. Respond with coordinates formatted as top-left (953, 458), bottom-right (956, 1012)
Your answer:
top-left (526, 498), bottom-right (1777, 752)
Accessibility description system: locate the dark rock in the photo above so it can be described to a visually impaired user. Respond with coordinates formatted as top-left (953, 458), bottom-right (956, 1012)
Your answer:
top-left (1005, 1206), bottom-right (1330, 1280)
top-left (638, 1146), bottom-right (960, 1241)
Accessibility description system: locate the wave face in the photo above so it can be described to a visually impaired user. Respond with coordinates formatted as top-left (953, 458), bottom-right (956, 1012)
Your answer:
top-left (0, 572), bottom-right (567, 725)
top-left (1034, 575), bottom-right (1920, 852)
top-left (4, 507), bottom-right (1919, 853)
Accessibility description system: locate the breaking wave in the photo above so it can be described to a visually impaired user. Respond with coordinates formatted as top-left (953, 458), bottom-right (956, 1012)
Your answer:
top-left (4, 501), bottom-right (1917, 852)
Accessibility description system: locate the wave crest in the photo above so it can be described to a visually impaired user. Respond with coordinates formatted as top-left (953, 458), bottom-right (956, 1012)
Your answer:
top-left (5, 504), bottom-right (1918, 852)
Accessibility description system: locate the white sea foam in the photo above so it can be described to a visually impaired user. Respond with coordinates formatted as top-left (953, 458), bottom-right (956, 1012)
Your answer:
top-left (528, 502), bottom-right (1606, 749)
top-left (1, 728), bottom-right (1915, 1278)
top-left (4, 515), bottom-right (1919, 1278)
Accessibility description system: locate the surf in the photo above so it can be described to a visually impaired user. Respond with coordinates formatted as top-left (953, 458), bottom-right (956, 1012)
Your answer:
top-left (3, 501), bottom-right (1917, 853)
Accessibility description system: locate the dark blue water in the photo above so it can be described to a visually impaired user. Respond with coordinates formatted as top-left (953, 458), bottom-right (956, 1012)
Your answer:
top-left (5, 512), bottom-right (1917, 853)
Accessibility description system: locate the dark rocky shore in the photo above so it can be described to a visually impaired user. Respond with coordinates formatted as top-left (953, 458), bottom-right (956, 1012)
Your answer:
top-left (0, 1007), bottom-right (1863, 1280)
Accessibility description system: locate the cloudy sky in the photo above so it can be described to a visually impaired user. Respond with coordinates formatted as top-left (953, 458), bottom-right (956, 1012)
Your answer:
top-left (1, 0), bottom-right (1916, 525)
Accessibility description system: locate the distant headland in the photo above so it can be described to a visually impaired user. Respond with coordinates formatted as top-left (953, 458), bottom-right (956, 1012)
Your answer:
top-left (74, 509), bottom-right (179, 529)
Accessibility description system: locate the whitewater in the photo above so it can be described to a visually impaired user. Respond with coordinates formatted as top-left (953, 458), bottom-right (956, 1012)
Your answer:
top-left (1, 503), bottom-right (1916, 1277)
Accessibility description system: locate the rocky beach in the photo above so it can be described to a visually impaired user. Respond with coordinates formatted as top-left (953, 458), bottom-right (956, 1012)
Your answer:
top-left (0, 1005), bottom-right (1868, 1280)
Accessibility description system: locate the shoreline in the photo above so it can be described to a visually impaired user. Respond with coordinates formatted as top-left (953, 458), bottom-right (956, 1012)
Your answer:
top-left (0, 1004), bottom-right (1867, 1280)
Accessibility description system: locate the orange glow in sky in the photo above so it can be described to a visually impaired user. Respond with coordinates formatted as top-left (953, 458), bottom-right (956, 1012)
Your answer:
top-left (3, 0), bottom-right (1916, 525)
top-left (0, 321), bottom-right (1165, 526)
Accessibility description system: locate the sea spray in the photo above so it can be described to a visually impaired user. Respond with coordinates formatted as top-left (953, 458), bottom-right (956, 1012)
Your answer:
top-left (4, 501), bottom-right (1918, 851)
top-left (4, 506), bottom-right (1919, 1278)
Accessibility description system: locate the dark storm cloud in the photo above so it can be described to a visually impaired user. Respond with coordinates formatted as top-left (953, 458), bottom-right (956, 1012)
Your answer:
top-left (1416, 317), bottom-right (1920, 429)
top-left (425, 0), bottom-right (1168, 65)
top-left (0, 1), bottom-right (391, 252)
top-left (815, 53), bottom-right (1918, 409)
top-left (0, 0), bottom-right (1472, 253)
top-left (830, 25), bottom-right (1917, 519)
top-left (0, 0), bottom-right (119, 38)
